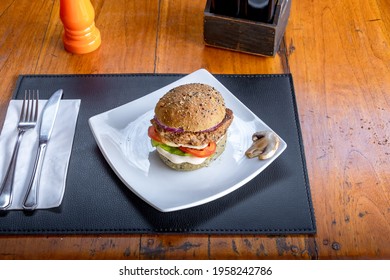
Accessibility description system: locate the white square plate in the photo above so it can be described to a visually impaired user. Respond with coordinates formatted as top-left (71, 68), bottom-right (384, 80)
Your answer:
top-left (89, 69), bottom-right (287, 212)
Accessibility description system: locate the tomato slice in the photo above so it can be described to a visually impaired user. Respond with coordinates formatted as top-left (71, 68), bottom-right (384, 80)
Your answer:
top-left (179, 141), bottom-right (216, 158)
top-left (148, 126), bottom-right (162, 142)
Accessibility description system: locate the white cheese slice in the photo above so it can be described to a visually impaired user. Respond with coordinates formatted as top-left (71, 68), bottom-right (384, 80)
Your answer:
top-left (156, 146), bottom-right (207, 165)
top-left (161, 140), bottom-right (208, 149)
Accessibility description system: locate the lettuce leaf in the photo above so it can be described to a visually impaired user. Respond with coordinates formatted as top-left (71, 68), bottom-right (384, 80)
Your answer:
top-left (151, 139), bottom-right (191, 156)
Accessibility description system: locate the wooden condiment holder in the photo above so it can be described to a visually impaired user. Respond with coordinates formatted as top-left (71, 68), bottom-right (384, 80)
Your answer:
top-left (204, 0), bottom-right (291, 57)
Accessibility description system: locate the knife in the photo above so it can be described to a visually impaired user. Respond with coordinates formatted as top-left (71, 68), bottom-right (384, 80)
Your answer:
top-left (22, 89), bottom-right (63, 210)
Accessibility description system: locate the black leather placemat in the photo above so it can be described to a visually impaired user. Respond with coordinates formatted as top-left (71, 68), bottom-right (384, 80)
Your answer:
top-left (0, 73), bottom-right (316, 235)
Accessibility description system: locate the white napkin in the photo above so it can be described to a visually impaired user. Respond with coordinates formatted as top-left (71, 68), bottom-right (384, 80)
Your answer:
top-left (0, 99), bottom-right (81, 210)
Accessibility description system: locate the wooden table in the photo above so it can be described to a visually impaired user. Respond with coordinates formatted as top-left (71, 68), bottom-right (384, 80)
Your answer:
top-left (0, 0), bottom-right (389, 259)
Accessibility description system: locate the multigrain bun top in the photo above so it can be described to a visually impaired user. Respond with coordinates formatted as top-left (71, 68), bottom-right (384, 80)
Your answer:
top-left (154, 83), bottom-right (226, 132)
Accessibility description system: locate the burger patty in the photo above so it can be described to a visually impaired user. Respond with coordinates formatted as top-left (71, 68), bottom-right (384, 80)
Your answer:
top-left (151, 108), bottom-right (234, 146)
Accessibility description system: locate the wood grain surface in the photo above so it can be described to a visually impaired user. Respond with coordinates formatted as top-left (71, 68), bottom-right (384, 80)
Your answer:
top-left (0, 0), bottom-right (389, 259)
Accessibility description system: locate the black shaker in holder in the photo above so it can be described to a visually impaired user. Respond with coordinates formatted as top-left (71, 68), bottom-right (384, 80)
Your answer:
top-left (211, 0), bottom-right (241, 18)
top-left (245, 0), bottom-right (277, 23)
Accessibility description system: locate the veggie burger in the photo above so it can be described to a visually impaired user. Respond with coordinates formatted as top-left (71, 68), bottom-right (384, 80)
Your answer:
top-left (148, 83), bottom-right (234, 171)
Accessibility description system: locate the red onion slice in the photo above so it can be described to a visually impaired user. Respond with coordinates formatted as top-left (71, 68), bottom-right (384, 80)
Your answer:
top-left (154, 116), bottom-right (184, 133)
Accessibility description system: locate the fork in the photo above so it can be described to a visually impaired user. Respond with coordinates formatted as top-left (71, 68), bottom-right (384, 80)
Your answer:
top-left (0, 90), bottom-right (39, 210)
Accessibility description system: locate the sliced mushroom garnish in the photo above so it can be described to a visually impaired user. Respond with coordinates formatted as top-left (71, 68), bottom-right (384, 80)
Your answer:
top-left (245, 131), bottom-right (280, 160)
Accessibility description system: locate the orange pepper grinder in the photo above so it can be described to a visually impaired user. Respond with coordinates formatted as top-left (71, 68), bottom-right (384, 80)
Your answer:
top-left (60, 0), bottom-right (101, 54)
